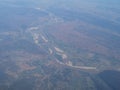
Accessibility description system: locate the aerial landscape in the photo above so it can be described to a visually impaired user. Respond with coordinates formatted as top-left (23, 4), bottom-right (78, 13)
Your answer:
top-left (0, 0), bottom-right (120, 90)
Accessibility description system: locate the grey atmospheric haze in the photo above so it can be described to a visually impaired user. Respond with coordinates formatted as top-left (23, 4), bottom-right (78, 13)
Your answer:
top-left (0, 0), bottom-right (120, 90)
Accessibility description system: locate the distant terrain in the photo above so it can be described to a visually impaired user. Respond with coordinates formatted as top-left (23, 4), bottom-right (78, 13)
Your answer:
top-left (0, 0), bottom-right (120, 90)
